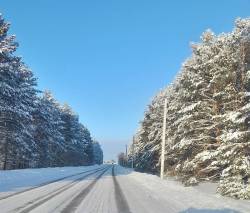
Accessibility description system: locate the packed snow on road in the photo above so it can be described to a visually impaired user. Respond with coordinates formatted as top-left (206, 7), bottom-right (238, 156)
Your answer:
top-left (0, 165), bottom-right (249, 213)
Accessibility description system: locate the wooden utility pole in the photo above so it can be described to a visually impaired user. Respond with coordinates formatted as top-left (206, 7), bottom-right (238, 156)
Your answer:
top-left (131, 136), bottom-right (134, 169)
top-left (3, 121), bottom-right (8, 170)
top-left (125, 144), bottom-right (128, 167)
top-left (160, 98), bottom-right (167, 180)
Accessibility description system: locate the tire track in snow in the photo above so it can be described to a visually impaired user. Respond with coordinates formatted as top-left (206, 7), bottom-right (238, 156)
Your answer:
top-left (0, 166), bottom-right (106, 201)
top-left (112, 166), bottom-right (131, 213)
top-left (14, 166), bottom-right (110, 213)
top-left (61, 166), bottom-right (111, 213)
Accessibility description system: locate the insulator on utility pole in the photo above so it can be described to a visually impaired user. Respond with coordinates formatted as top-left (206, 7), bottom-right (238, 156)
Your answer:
top-left (160, 98), bottom-right (167, 180)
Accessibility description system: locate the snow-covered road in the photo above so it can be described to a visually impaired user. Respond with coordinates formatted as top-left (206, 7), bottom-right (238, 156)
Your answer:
top-left (0, 165), bottom-right (250, 213)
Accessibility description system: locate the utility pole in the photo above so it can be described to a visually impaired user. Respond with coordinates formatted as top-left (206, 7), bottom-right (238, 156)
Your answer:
top-left (3, 121), bottom-right (8, 170)
top-left (160, 98), bottom-right (167, 180)
top-left (131, 136), bottom-right (134, 169)
top-left (125, 144), bottom-right (128, 167)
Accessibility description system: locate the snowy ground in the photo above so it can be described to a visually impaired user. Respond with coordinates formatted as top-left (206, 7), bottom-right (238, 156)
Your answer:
top-left (118, 167), bottom-right (250, 213)
top-left (0, 165), bottom-right (249, 213)
top-left (0, 165), bottom-right (102, 199)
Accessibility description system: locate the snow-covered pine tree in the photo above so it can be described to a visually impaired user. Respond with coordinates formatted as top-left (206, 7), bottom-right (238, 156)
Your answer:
top-left (32, 91), bottom-right (65, 167)
top-left (0, 13), bottom-right (100, 169)
top-left (215, 18), bottom-right (250, 199)
top-left (166, 31), bottom-right (222, 185)
top-left (59, 104), bottom-right (94, 166)
top-left (182, 19), bottom-right (250, 197)
top-left (118, 152), bottom-right (127, 166)
top-left (0, 15), bottom-right (37, 170)
top-left (131, 18), bottom-right (250, 199)
top-left (34, 93), bottom-right (96, 168)
top-left (92, 140), bottom-right (103, 164)
top-left (128, 86), bottom-right (173, 173)
top-left (76, 123), bottom-right (94, 165)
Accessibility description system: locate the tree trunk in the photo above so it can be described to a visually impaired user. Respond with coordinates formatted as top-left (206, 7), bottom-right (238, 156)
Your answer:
top-left (3, 138), bottom-right (8, 170)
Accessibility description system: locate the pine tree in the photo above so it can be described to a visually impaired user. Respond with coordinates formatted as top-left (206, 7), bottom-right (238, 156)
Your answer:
top-left (32, 91), bottom-right (65, 167)
top-left (92, 141), bottom-right (103, 165)
top-left (0, 15), bottom-right (37, 169)
top-left (0, 13), bottom-right (101, 170)
top-left (130, 18), bottom-right (250, 199)
top-left (60, 104), bottom-right (94, 166)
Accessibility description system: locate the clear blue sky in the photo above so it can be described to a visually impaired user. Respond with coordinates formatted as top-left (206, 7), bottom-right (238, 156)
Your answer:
top-left (1, 0), bottom-right (249, 161)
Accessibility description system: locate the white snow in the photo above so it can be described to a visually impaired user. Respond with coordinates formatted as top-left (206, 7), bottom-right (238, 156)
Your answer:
top-left (178, 102), bottom-right (201, 114)
top-left (0, 165), bottom-right (250, 213)
top-left (0, 165), bottom-right (100, 198)
top-left (116, 166), bottom-right (250, 213)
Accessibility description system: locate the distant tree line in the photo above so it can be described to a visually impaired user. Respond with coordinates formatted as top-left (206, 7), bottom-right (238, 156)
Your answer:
top-left (118, 152), bottom-right (127, 167)
top-left (128, 18), bottom-right (250, 199)
top-left (0, 14), bottom-right (103, 170)
top-left (92, 140), bottom-right (104, 165)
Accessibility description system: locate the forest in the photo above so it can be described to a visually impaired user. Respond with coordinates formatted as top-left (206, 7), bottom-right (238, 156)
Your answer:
top-left (0, 15), bottom-right (103, 170)
top-left (125, 18), bottom-right (250, 199)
